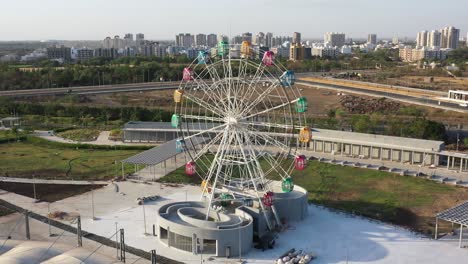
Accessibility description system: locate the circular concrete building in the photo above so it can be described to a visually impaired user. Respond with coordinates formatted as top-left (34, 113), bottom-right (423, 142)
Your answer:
top-left (157, 182), bottom-right (308, 258)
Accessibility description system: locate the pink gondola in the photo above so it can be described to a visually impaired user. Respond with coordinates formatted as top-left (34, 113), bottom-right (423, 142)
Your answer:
top-left (295, 155), bottom-right (307, 170)
top-left (262, 191), bottom-right (274, 207)
top-left (262, 51), bottom-right (275, 66)
top-left (182, 67), bottom-right (193, 81)
top-left (185, 161), bottom-right (196, 176)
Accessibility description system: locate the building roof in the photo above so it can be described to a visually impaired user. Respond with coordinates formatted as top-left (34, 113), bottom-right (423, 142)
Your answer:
top-left (123, 122), bottom-right (444, 153)
top-left (123, 121), bottom-right (218, 132)
top-left (313, 128), bottom-right (444, 152)
top-left (436, 201), bottom-right (468, 226)
top-left (122, 136), bottom-right (208, 165)
top-left (0, 117), bottom-right (21, 122)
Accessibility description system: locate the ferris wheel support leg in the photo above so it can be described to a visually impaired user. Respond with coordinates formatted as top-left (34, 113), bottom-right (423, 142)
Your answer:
top-left (270, 205), bottom-right (282, 229)
top-left (203, 129), bottom-right (231, 220)
top-left (234, 131), bottom-right (274, 231)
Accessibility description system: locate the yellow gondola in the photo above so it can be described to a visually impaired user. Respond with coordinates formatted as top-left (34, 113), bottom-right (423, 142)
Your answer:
top-left (201, 180), bottom-right (211, 194)
top-left (174, 90), bottom-right (184, 103)
top-left (299, 127), bottom-right (312, 143)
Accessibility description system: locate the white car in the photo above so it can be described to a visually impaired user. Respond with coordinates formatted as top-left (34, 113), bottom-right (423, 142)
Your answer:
top-left (459, 103), bottom-right (468, 107)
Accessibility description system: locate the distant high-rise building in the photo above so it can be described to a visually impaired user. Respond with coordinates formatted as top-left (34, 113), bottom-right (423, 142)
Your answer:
top-left (428, 30), bottom-right (441, 48)
top-left (103, 37), bottom-right (112, 49)
top-left (46, 46), bottom-right (71, 62)
top-left (94, 48), bottom-right (118, 59)
top-left (136, 33), bottom-right (144, 46)
top-left (289, 44), bottom-right (305, 61)
top-left (136, 33), bottom-right (144, 41)
top-left (265, 32), bottom-right (273, 48)
top-left (207, 34), bottom-right (217, 47)
top-left (155, 45), bottom-right (167, 57)
top-left (195, 34), bottom-right (207, 46)
top-left (124, 33), bottom-right (134, 41)
top-left (217, 34), bottom-right (229, 43)
top-left (141, 44), bottom-right (155, 57)
top-left (312, 46), bottom-right (339, 58)
top-left (416, 31), bottom-right (428, 47)
top-left (232, 35), bottom-right (243, 45)
top-left (242, 32), bottom-right (252, 43)
top-left (441, 26), bottom-right (459, 49)
top-left (292, 32), bottom-right (301, 45)
top-left (184, 33), bottom-right (194, 47)
top-left (367, 34), bottom-right (377, 45)
top-left (324, 32), bottom-right (345, 47)
top-left (76, 48), bottom-right (94, 61)
top-left (253, 32), bottom-right (265, 46)
top-left (124, 33), bottom-right (134, 47)
top-left (176, 33), bottom-right (194, 47)
top-left (392, 36), bottom-right (399, 45)
top-left (113, 35), bottom-right (123, 49)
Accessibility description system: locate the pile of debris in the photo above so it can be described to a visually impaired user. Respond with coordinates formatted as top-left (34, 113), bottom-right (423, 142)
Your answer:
top-left (136, 195), bottom-right (160, 205)
top-left (340, 95), bottom-right (400, 114)
top-left (276, 248), bottom-right (316, 264)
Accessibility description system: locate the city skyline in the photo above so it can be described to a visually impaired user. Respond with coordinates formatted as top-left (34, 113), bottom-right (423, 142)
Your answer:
top-left (0, 0), bottom-right (467, 41)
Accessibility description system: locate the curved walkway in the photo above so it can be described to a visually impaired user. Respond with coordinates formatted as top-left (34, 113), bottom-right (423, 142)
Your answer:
top-left (0, 176), bottom-right (108, 185)
top-left (34, 130), bottom-right (157, 146)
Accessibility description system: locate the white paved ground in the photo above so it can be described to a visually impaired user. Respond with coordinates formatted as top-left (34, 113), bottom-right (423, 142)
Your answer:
top-left (2, 182), bottom-right (468, 264)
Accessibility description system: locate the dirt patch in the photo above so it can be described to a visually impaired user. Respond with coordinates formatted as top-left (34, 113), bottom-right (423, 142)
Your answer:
top-left (0, 182), bottom-right (105, 202)
top-left (340, 95), bottom-right (400, 114)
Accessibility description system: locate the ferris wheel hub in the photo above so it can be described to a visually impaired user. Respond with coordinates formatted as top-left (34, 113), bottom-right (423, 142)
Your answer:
top-left (224, 116), bottom-right (239, 126)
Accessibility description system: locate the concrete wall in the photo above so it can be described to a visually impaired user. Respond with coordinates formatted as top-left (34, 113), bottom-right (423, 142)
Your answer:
top-left (157, 201), bottom-right (253, 257)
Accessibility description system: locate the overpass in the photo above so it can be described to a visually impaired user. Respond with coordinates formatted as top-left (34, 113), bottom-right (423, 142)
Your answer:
top-left (0, 81), bottom-right (181, 97)
top-left (298, 77), bottom-right (468, 114)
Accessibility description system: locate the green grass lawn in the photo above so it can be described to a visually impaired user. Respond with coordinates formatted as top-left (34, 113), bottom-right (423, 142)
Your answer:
top-left (0, 141), bottom-right (140, 180)
top-left (57, 128), bottom-right (101, 141)
top-left (159, 159), bottom-right (468, 234)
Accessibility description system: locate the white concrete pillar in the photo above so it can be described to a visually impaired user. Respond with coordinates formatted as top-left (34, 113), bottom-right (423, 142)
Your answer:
top-left (459, 224), bottom-right (464, 248)
top-left (447, 156), bottom-right (450, 169)
top-left (460, 158), bottom-right (463, 173)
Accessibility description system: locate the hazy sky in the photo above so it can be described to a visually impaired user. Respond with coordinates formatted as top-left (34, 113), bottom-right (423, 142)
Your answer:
top-left (1, 0), bottom-right (467, 41)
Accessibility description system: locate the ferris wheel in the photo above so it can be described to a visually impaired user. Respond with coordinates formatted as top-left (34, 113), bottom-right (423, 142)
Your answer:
top-left (172, 41), bottom-right (311, 223)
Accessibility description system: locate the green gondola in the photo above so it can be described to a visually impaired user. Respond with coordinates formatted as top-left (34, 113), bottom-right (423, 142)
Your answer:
top-left (282, 177), bottom-right (294, 192)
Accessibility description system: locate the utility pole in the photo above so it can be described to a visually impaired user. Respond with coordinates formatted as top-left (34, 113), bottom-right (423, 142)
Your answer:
top-left (115, 222), bottom-right (119, 260)
top-left (32, 172), bottom-right (37, 201)
top-left (142, 200), bottom-right (147, 234)
top-left (456, 133), bottom-right (460, 152)
top-left (91, 187), bottom-right (96, 220)
top-left (48, 203), bottom-right (52, 237)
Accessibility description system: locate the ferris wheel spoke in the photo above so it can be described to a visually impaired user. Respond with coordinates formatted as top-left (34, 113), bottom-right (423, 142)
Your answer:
top-left (192, 71), bottom-right (227, 109)
top-left (240, 84), bottom-right (282, 117)
top-left (260, 152), bottom-right (289, 180)
top-left (239, 120), bottom-right (295, 130)
top-left (192, 132), bottom-right (224, 161)
top-left (181, 114), bottom-right (224, 123)
top-left (181, 123), bottom-right (227, 142)
top-left (246, 128), bottom-right (294, 155)
top-left (242, 97), bottom-right (300, 121)
top-left (238, 62), bottom-right (266, 110)
top-left (183, 93), bottom-right (224, 117)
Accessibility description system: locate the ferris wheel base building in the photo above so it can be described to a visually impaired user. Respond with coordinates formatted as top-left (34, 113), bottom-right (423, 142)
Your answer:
top-left (156, 182), bottom-right (308, 257)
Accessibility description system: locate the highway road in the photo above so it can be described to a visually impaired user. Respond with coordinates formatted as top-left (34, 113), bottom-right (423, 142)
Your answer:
top-left (297, 79), bottom-right (468, 114)
top-left (0, 81), bottom-right (181, 97)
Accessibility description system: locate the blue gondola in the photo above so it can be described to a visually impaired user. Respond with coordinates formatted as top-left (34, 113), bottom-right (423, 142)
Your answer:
top-left (280, 70), bottom-right (295, 87)
top-left (175, 139), bottom-right (184, 153)
top-left (197, 51), bottom-right (209, 64)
